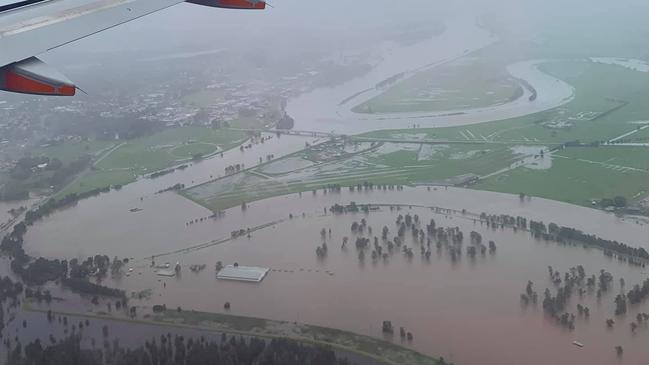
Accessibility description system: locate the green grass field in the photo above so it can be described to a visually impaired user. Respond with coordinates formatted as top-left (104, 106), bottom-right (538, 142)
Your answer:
top-left (555, 146), bottom-right (649, 171)
top-left (55, 127), bottom-right (248, 197)
top-left (95, 127), bottom-right (246, 174)
top-left (33, 140), bottom-right (116, 164)
top-left (475, 149), bottom-right (649, 207)
top-left (353, 56), bottom-right (523, 114)
top-left (357, 61), bottom-right (649, 208)
top-left (182, 141), bottom-right (520, 211)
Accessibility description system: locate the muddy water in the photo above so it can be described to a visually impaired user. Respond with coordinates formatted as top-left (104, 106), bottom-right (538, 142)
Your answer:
top-left (21, 186), bottom-right (649, 365)
top-left (24, 186), bottom-right (649, 259)
top-left (18, 133), bottom-right (317, 258)
top-left (45, 202), bottom-right (648, 365)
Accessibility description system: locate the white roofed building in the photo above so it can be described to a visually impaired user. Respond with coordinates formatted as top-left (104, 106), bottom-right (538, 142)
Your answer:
top-left (217, 265), bottom-right (269, 283)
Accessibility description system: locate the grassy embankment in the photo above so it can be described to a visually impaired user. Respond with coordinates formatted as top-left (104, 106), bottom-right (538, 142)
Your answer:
top-left (24, 302), bottom-right (442, 365)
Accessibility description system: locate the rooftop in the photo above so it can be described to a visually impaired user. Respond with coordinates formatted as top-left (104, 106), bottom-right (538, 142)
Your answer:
top-left (217, 265), bottom-right (269, 283)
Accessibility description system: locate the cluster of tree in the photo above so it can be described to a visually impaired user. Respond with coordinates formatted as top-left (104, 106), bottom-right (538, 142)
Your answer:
top-left (68, 255), bottom-right (111, 279)
top-left (340, 211), bottom-right (495, 267)
top-left (0, 223), bottom-right (67, 286)
top-left (576, 303), bottom-right (590, 318)
top-left (478, 213), bottom-right (528, 230)
top-left (520, 281), bottom-right (538, 306)
top-left (6, 332), bottom-right (361, 365)
top-left (614, 294), bottom-right (627, 316)
top-left (537, 266), bottom-right (611, 329)
top-left (231, 228), bottom-right (250, 238)
top-left (1, 213), bottom-right (126, 298)
top-left (1, 155), bottom-right (92, 201)
top-left (224, 164), bottom-right (243, 175)
top-left (315, 242), bottom-right (328, 258)
top-left (599, 196), bottom-right (627, 208)
top-left (630, 313), bottom-right (649, 334)
top-left (523, 220), bottom-right (648, 264)
top-left (350, 219), bottom-right (368, 234)
top-left (399, 326), bottom-right (414, 342)
top-left (61, 278), bottom-right (125, 299)
top-left (329, 202), bottom-right (373, 214)
top-left (542, 287), bottom-right (573, 327)
top-left (347, 182), bottom-right (403, 193)
top-left (149, 168), bottom-right (176, 179)
top-left (276, 113), bottom-right (295, 130)
top-left (0, 276), bottom-right (23, 304)
top-left (13, 257), bottom-right (68, 286)
top-left (626, 278), bottom-right (649, 305)
top-left (321, 184), bottom-right (343, 194)
top-left (156, 183), bottom-right (185, 194)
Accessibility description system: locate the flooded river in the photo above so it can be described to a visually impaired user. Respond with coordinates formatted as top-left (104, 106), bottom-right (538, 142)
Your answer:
top-left (26, 190), bottom-right (649, 365)
top-left (286, 17), bottom-right (574, 134)
top-left (6, 14), bottom-right (649, 365)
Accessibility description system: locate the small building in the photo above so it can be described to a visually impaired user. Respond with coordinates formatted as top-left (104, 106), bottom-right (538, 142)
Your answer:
top-left (217, 265), bottom-right (269, 283)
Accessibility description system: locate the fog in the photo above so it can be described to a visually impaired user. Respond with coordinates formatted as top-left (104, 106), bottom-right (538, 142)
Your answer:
top-left (35, 0), bottom-right (649, 66)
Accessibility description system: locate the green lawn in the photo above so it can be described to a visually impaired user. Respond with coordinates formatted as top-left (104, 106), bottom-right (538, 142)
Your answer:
top-left (95, 127), bottom-right (246, 174)
top-left (56, 127), bottom-right (248, 197)
top-left (32, 140), bottom-right (115, 164)
top-left (555, 146), bottom-right (649, 171)
top-left (183, 141), bottom-right (519, 211)
top-left (475, 150), bottom-right (649, 207)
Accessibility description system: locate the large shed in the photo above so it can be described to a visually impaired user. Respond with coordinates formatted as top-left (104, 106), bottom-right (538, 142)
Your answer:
top-left (217, 265), bottom-right (269, 282)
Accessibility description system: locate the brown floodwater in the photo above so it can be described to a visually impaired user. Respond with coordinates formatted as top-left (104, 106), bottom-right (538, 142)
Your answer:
top-left (23, 186), bottom-right (649, 259)
top-left (22, 187), bottom-right (649, 365)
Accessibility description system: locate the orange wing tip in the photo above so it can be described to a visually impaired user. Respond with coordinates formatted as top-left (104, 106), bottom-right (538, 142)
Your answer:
top-left (3, 70), bottom-right (76, 96)
top-left (0, 57), bottom-right (75, 96)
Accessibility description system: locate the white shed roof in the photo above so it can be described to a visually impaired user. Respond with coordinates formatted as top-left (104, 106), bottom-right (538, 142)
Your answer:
top-left (217, 265), bottom-right (269, 282)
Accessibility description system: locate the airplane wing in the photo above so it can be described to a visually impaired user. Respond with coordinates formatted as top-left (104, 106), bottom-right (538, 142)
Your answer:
top-left (0, 0), bottom-right (265, 96)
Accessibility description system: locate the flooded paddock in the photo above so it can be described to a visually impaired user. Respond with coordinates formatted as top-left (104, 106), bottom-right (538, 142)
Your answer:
top-left (21, 188), bottom-right (649, 365)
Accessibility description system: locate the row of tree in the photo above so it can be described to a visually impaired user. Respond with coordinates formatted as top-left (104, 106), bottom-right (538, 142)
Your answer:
top-left (6, 333), bottom-right (364, 365)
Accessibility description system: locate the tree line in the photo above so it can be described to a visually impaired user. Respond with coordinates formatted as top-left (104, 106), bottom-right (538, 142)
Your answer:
top-left (6, 332), bottom-right (363, 365)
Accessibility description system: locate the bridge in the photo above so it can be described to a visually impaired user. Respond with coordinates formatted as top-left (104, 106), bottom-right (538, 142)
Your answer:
top-left (270, 129), bottom-right (339, 138)
top-left (231, 127), bottom-right (340, 138)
